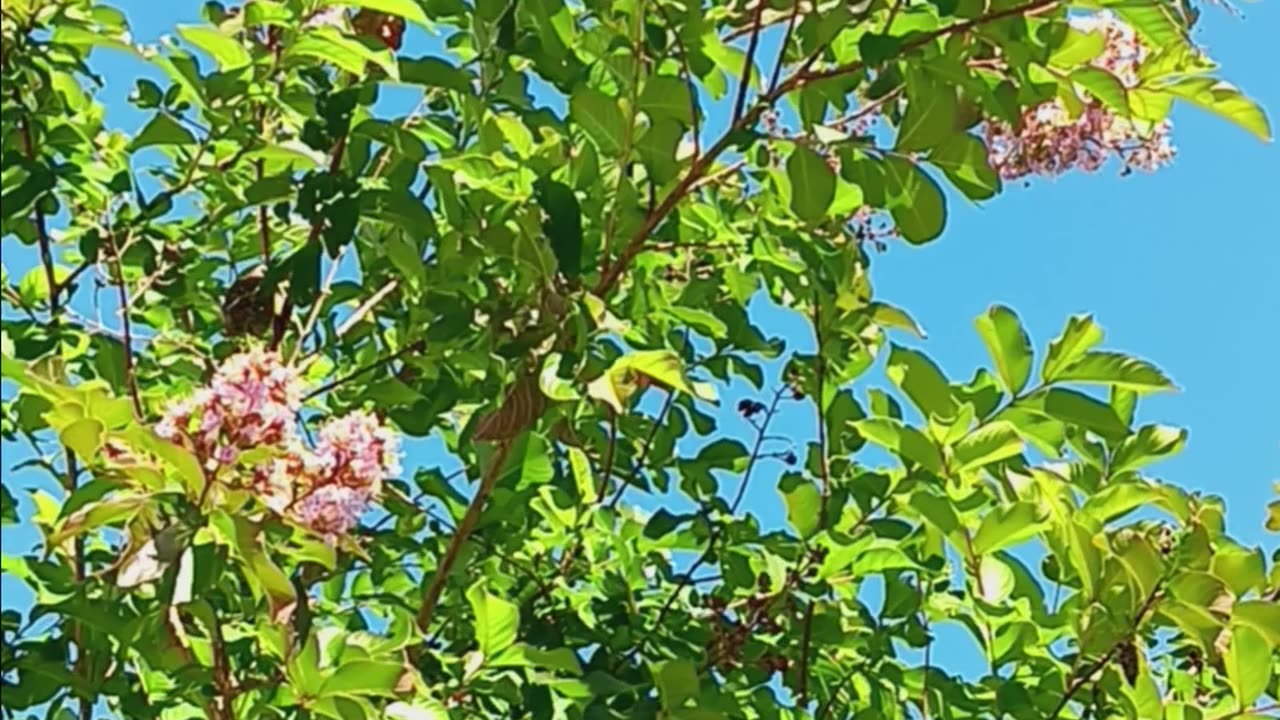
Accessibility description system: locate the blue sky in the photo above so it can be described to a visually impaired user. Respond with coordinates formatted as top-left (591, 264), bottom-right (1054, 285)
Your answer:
top-left (2, 0), bottom-right (1277, 694)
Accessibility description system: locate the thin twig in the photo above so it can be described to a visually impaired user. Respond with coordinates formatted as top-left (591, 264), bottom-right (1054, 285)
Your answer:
top-left (653, 2), bottom-right (701, 158)
top-left (289, 245), bottom-right (347, 363)
top-left (768, 0), bottom-right (802, 94)
top-left (18, 105), bottom-right (93, 720)
top-left (598, 0), bottom-right (648, 275)
top-left (302, 340), bottom-right (424, 402)
top-left (796, 296), bottom-right (831, 705)
top-left (417, 438), bottom-right (517, 631)
top-left (105, 228), bottom-right (144, 418)
top-left (274, 132), bottom-right (348, 351)
top-left (883, 0), bottom-right (907, 35)
top-left (606, 388), bottom-right (676, 510)
top-left (732, 0), bottom-right (767, 125)
top-left (1047, 586), bottom-right (1164, 718)
top-left (615, 385), bottom-right (788, 670)
top-left (334, 278), bottom-right (399, 338)
top-left (593, 0), bottom-right (1063, 298)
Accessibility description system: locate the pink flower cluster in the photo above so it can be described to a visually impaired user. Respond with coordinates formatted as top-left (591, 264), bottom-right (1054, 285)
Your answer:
top-left (983, 12), bottom-right (1175, 181)
top-left (156, 349), bottom-right (401, 542)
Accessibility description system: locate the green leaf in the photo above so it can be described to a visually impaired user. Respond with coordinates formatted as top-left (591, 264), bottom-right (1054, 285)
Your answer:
top-left (927, 133), bottom-right (1000, 200)
top-left (1049, 27), bottom-right (1106, 69)
top-left (1065, 520), bottom-right (1102, 598)
top-left (972, 502), bottom-right (1046, 555)
top-left (978, 554), bottom-right (1016, 604)
top-left (885, 345), bottom-right (956, 419)
top-left (0, 486), bottom-right (16, 525)
top-left (175, 25), bottom-right (252, 71)
top-left (1233, 600), bottom-right (1280, 648)
top-left (974, 305), bottom-right (1034, 396)
top-left (1080, 482), bottom-right (1161, 524)
top-left (1071, 67), bottom-right (1128, 114)
top-left (1110, 424), bottom-right (1186, 474)
top-left (786, 146), bottom-right (836, 223)
top-left (953, 421), bottom-right (1024, 472)
top-left (853, 418), bottom-right (942, 473)
top-left (571, 86), bottom-right (626, 156)
top-left (59, 417), bottom-right (104, 460)
top-left (383, 234), bottom-right (426, 294)
top-left (129, 114), bottom-right (196, 151)
top-left (1054, 351), bottom-right (1176, 393)
top-left (50, 494), bottom-right (151, 546)
top-left (329, 0), bottom-right (433, 28)
top-left (288, 27), bottom-right (399, 80)
top-left (534, 179), bottom-right (583, 279)
top-left (1225, 625), bottom-right (1270, 708)
top-left (491, 644), bottom-right (583, 675)
top-left (883, 156), bottom-right (946, 244)
top-left (654, 659), bottom-right (699, 711)
top-left (896, 69), bottom-right (957, 151)
top-left (639, 75), bottom-right (694, 126)
top-left (467, 581), bottom-right (519, 658)
top-left (1041, 315), bottom-right (1104, 383)
top-left (778, 476), bottom-right (821, 538)
top-left (385, 701), bottom-right (449, 720)
top-left (868, 301), bottom-right (926, 338)
top-left (1162, 76), bottom-right (1271, 143)
top-left (612, 350), bottom-right (716, 405)
top-left (320, 660), bottom-right (403, 699)
top-left (849, 545), bottom-right (925, 574)
top-left (1039, 388), bottom-right (1129, 440)
top-left (1211, 544), bottom-right (1265, 597)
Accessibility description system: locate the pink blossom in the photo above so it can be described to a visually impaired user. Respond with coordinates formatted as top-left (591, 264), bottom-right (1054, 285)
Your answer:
top-left (149, 348), bottom-right (401, 542)
top-left (295, 485), bottom-right (369, 542)
top-left (981, 12), bottom-right (1176, 181)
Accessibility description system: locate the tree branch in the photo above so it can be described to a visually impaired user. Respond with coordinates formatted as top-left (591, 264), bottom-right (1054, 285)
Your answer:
top-left (594, 0), bottom-right (1061, 299)
top-left (615, 385), bottom-right (789, 669)
top-left (732, 0), bottom-right (767, 124)
top-left (797, 296), bottom-right (831, 705)
top-left (1048, 586), bottom-right (1164, 718)
top-left (105, 228), bottom-right (145, 418)
top-left (417, 438), bottom-right (517, 632)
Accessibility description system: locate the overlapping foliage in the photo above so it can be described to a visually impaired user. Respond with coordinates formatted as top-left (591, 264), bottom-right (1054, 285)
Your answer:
top-left (1, 0), bottom-right (1277, 718)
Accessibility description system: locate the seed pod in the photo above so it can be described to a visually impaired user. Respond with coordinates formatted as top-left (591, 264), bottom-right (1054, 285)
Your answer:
top-left (473, 373), bottom-right (546, 441)
top-left (352, 10), bottom-right (406, 51)
top-left (222, 267), bottom-right (274, 339)
top-left (1116, 640), bottom-right (1139, 685)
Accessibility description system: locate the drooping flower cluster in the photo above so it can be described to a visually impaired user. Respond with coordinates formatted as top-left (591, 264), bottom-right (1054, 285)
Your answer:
top-left (983, 12), bottom-right (1175, 181)
top-left (155, 349), bottom-right (400, 542)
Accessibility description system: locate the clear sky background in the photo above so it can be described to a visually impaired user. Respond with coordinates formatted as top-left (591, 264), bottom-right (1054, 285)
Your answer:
top-left (2, 0), bottom-right (1277, 693)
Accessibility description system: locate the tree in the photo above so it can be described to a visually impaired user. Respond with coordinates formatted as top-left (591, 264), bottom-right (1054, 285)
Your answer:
top-left (1, 0), bottom-right (1276, 718)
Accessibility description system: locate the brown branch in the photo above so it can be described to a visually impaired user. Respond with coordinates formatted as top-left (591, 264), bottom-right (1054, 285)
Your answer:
top-left (105, 228), bottom-right (144, 418)
top-left (274, 132), bottom-right (347, 351)
top-left (302, 340), bottom-right (424, 402)
top-left (615, 385), bottom-right (788, 670)
top-left (417, 438), bottom-right (517, 632)
top-left (606, 388), bottom-right (676, 511)
top-left (593, 0), bottom-right (1062, 299)
top-left (653, 1), bottom-right (701, 158)
top-left (594, 410), bottom-right (619, 502)
top-left (1047, 586), bottom-right (1164, 719)
top-left (768, 0), bottom-right (802, 94)
top-left (732, 0), bottom-right (767, 125)
top-left (334, 278), bottom-right (399, 338)
top-left (18, 104), bottom-right (92, 720)
top-left (797, 297), bottom-right (830, 705)
top-left (801, 0), bottom-right (1061, 85)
